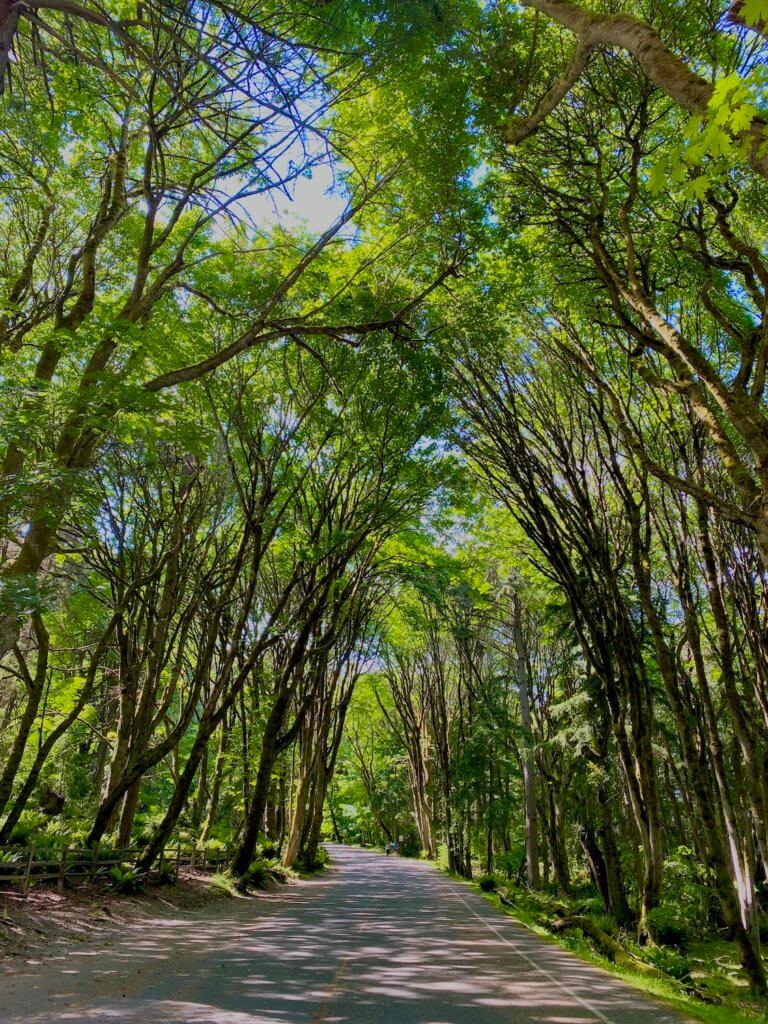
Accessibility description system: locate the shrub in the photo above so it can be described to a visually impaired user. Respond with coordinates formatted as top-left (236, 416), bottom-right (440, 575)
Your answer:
top-left (155, 860), bottom-right (177, 885)
top-left (589, 913), bottom-right (619, 938)
top-left (109, 864), bottom-right (145, 895)
top-left (298, 847), bottom-right (330, 873)
top-left (244, 858), bottom-right (272, 889)
top-left (258, 842), bottom-right (278, 860)
top-left (494, 852), bottom-right (522, 880)
top-left (36, 820), bottom-right (81, 849)
top-left (267, 861), bottom-right (290, 884)
top-left (132, 809), bottom-right (166, 845)
top-left (646, 904), bottom-right (691, 947)
top-left (578, 896), bottom-right (607, 917)
top-left (208, 872), bottom-right (237, 898)
top-left (646, 946), bottom-right (692, 982)
top-left (32, 831), bottom-right (70, 850)
top-left (661, 846), bottom-right (715, 932)
top-left (478, 874), bottom-right (498, 892)
top-left (8, 811), bottom-right (48, 846)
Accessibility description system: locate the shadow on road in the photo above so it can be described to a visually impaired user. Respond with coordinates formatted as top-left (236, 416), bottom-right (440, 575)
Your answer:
top-left (1, 844), bottom-right (688, 1024)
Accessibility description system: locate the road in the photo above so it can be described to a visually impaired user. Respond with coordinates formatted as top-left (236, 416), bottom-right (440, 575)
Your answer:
top-left (1, 844), bottom-right (689, 1023)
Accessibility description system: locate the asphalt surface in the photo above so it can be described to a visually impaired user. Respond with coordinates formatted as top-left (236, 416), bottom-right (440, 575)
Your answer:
top-left (1, 844), bottom-right (690, 1023)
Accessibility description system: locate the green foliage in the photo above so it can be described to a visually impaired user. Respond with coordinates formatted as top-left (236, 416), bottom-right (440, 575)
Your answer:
top-left (7, 812), bottom-right (49, 846)
top-left (740, 0), bottom-right (768, 24)
top-left (267, 862), bottom-right (292, 884)
top-left (494, 852), bottom-right (522, 880)
top-left (207, 872), bottom-right (237, 898)
top-left (155, 861), bottom-right (177, 885)
top-left (109, 864), bottom-right (145, 895)
top-left (645, 906), bottom-right (691, 949)
top-left (645, 946), bottom-right (692, 983)
top-left (243, 857), bottom-right (290, 889)
top-left (660, 848), bottom-right (715, 934)
top-left (297, 848), bottom-right (330, 873)
top-left (590, 913), bottom-right (619, 939)
top-left (3, 4), bottom-right (768, 1015)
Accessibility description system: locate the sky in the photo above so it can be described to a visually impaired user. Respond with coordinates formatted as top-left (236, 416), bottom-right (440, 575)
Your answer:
top-left (241, 157), bottom-right (348, 234)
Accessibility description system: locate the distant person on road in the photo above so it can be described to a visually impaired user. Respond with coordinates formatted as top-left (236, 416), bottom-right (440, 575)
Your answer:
top-left (393, 841), bottom-right (399, 855)
top-left (385, 842), bottom-right (391, 856)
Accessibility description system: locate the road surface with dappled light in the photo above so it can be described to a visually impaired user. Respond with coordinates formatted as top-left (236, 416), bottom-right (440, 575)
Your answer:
top-left (0, 844), bottom-right (691, 1024)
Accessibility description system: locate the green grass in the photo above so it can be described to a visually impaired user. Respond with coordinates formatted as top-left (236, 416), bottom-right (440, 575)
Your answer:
top-left (447, 872), bottom-right (766, 1024)
top-left (206, 871), bottom-right (239, 897)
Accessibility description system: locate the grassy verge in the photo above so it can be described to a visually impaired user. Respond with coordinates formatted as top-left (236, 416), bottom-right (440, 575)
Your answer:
top-left (448, 873), bottom-right (766, 1024)
top-left (206, 871), bottom-right (242, 898)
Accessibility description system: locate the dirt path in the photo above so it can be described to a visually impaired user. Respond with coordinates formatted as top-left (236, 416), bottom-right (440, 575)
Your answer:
top-left (0, 845), bottom-right (691, 1023)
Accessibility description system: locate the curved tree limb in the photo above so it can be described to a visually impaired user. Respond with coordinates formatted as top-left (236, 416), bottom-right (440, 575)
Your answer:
top-left (516, 0), bottom-right (768, 180)
top-left (501, 39), bottom-right (593, 144)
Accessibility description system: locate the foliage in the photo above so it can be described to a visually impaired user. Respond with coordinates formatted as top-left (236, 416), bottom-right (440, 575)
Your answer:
top-left (646, 906), bottom-right (692, 949)
top-left (109, 864), bottom-right (145, 895)
top-left (2, 0), bottom-right (768, 1013)
top-left (645, 947), bottom-right (693, 983)
top-left (7, 813), bottom-right (49, 846)
top-left (207, 873), bottom-right (238, 899)
top-left (243, 857), bottom-right (293, 889)
top-left (298, 848), bottom-right (330, 874)
top-left (243, 860), bottom-right (273, 891)
top-left (155, 861), bottom-right (178, 886)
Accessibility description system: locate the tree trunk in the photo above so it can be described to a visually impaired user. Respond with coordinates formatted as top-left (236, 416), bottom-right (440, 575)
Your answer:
top-left (201, 721), bottom-right (230, 844)
top-left (0, 0), bottom-right (20, 94)
top-left (117, 780), bottom-right (141, 849)
top-left (283, 755), bottom-right (314, 867)
top-left (232, 704), bottom-right (285, 876)
top-left (0, 679), bottom-right (45, 821)
top-left (547, 788), bottom-right (571, 895)
top-left (513, 594), bottom-right (540, 889)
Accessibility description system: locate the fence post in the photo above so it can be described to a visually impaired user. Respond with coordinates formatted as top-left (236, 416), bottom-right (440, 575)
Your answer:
top-left (57, 845), bottom-right (68, 893)
top-left (22, 843), bottom-right (34, 894)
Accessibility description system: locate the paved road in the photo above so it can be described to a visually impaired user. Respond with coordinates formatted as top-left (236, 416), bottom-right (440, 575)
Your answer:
top-left (1, 845), bottom-right (689, 1023)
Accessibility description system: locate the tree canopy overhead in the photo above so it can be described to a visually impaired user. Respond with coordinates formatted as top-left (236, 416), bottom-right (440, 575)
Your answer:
top-left (4, 1), bottom-right (768, 1012)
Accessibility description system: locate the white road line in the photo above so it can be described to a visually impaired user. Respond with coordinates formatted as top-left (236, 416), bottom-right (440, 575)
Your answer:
top-left (440, 881), bottom-right (615, 1024)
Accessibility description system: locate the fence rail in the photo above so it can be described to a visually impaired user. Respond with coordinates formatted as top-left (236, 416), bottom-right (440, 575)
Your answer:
top-left (0, 843), bottom-right (229, 893)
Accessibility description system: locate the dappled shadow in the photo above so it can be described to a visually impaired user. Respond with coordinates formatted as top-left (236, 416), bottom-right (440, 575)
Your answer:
top-left (1, 846), bottom-right (688, 1024)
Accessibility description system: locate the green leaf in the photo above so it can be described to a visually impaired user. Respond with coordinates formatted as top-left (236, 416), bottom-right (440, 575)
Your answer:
top-left (740, 0), bottom-right (768, 27)
top-left (647, 161), bottom-right (667, 192)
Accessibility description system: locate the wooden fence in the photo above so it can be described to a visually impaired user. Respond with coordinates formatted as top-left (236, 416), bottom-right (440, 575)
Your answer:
top-left (0, 843), bottom-right (229, 894)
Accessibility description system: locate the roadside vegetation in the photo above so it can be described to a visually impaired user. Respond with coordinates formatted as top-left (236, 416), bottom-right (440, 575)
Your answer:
top-left (464, 871), bottom-right (767, 1024)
